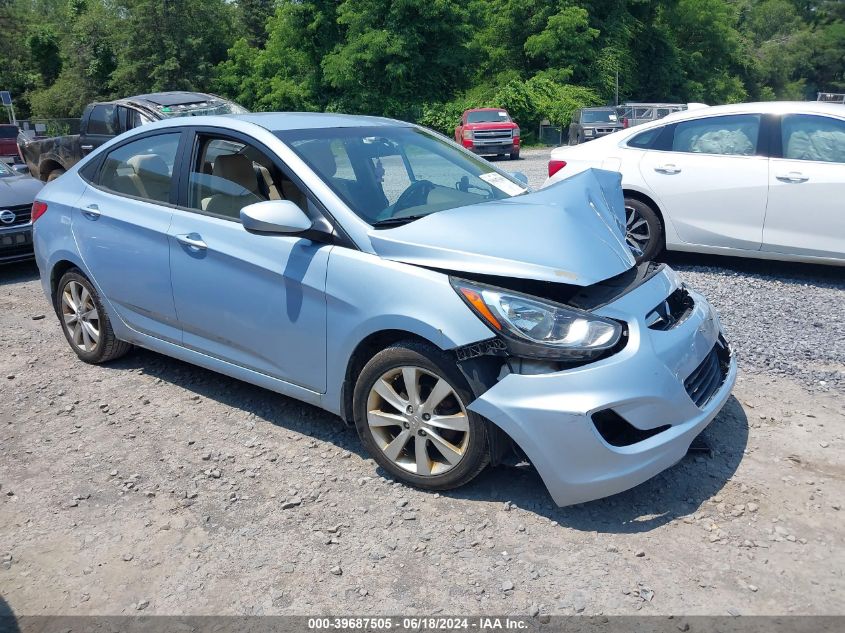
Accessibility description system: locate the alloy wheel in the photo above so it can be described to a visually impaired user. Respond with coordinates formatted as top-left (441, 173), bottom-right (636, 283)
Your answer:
top-left (625, 204), bottom-right (651, 255)
top-left (366, 366), bottom-right (470, 477)
top-left (61, 280), bottom-right (100, 353)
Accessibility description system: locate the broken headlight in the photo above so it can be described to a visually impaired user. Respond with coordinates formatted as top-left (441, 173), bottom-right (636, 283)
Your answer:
top-left (451, 278), bottom-right (622, 361)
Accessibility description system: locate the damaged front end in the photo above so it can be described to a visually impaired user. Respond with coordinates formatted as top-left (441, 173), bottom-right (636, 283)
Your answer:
top-left (364, 168), bottom-right (736, 506)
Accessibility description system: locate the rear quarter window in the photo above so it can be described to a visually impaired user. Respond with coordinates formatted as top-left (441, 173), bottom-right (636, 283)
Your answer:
top-left (627, 127), bottom-right (663, 149)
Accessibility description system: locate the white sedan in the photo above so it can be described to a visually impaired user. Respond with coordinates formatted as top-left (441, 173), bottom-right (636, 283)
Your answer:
top-left (544, 101), bottom-right (845, 265)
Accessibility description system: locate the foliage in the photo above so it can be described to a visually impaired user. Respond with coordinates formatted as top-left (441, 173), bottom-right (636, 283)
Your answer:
top-left (418, 76), bottom-right (601, 141)
top-left (1, 0), bottom-right (843, 129)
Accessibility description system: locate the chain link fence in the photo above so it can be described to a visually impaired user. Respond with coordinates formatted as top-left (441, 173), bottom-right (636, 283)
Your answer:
top-left (17, 118), bottom-right (82, 139)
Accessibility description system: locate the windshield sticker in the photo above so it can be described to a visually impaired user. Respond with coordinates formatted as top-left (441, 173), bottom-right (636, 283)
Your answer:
top-left (498, 111), bottom-right (507, 117)
top-left (479, 172), bottom-right (527, 196)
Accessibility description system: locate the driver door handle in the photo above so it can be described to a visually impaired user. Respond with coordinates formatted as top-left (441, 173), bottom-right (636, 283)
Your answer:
top-left (776, 172), bottom-right (809, 183)
top-left (654, 164), bottom-right (682, 175)
top-left (175, 233), bottom-right (207, 251)
top-left (81, 204), bottom-right (100, 220)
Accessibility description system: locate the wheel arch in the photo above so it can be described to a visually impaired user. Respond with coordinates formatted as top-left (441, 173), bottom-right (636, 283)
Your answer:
top-left (39, 158), bottom-right (65, 181)
top-left (339, 329), bottom-right (440, 426)
top-left (622, 188), bottom-right (664, 227)
top-left (622, 187), bottom-right (671, 248)
top-left (340, 329), bottom-right (515, 467)
top-left (50, 259), bottom-right (85, 306)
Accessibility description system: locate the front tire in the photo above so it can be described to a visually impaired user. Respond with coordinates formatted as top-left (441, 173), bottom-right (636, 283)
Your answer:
top-left (55, 270), bottom-right (131, 364)
top-left (353, 341), bottom-right (490, 491)
top-left (623, 197), bottom-right (664, 262)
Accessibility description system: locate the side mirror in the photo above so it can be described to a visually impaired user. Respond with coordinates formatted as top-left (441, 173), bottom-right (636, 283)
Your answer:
top-left (11, 164), bottom-right (30, 176)
top-left (240, 200), bottom-right (312, 234)
top-left (510, 172), bottom-right (529, 186)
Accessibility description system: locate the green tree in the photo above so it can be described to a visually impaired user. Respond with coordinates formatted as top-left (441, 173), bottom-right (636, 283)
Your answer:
top-left (215, 0), bottom-right (341, 112)
top-left (111, 0), bottom-right (237, 95)
top-left (27, 27), bottom-right (63, 85)
top-left (239, 0), bottom-right (276, 48)
top-left (524, 6), bottom-right (599, 82)
top-left (320, 0), bottom-right (475, 118)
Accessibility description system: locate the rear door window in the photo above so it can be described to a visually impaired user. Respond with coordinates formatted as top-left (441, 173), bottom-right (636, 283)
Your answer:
top-left (87, 105), bottom-right (117, 136)
top-left (672, 114), bottom-right (761, 156)
top-left (97, 133), bottom-right (181, 203)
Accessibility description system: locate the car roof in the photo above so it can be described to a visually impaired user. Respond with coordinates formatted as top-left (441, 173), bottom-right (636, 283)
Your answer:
top-left (228, 112), bottom-right (411, 131)
top-left (126, 91), bottom-right (221, 107)
top-left (582, 106), bottom-right (616, 111)
top-left (467, 107), bottom-right (506, 112)
top-left (662, 100), bottom-right (845, 121)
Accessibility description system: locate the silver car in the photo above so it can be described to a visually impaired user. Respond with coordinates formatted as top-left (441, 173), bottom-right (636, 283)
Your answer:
top-left (31, 113), bottom-right (736, 506)
top-left (0, 160), bottom-right (43, 263)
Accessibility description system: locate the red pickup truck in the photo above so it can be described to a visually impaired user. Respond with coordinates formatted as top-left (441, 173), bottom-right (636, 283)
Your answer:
top-left (455, 108), bottom-right (520, 160)
top-left (0, 124), bottom-right (22, 164)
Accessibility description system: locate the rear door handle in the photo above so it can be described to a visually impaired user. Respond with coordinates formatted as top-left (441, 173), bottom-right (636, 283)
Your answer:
top-left (654, 164), bottom-right (681, 174)
top-left (81, 204), bottom-right (100, 220)
top-left (776, 172), bottom-right (809, 183)
top-left (175, 233), bottom-right (207, 251)
top-left (80, 145), bottom-right (94, 151)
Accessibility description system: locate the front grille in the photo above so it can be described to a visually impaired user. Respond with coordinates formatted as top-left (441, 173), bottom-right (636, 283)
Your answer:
top-left (473, 129), bottom-right (513, 141)
top-left (684, 337), bottom-right (731, 408)
top-left (646, 287), bottom-right (694, 330)
top-left (0, 204), bottom-right (32, 227)
top-left (594, 128), bottom-right (617, 134)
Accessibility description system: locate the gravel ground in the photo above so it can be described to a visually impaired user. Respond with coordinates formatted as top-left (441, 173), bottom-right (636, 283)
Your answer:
top-left (1, 151), bottom-right (844, 616)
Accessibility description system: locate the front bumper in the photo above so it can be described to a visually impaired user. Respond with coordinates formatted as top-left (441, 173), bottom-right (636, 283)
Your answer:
top-left (0, 224), bottom-right (34, 263)
top-left (468, 266), bottom-right (737, 507)
top-left (468, 143), bottom-right (518, 155)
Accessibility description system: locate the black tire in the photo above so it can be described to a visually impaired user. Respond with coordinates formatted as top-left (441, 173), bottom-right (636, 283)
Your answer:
top-left (353, 340), bottom-right (490, 491)
top-left (55, 269), bottom-right (132, 364)
top-left (509, 149), bottom-right (520, 160)
top-left (46, 168), bottom-right (65, 182)
top-left (623, 197), bottom-right (664, 262)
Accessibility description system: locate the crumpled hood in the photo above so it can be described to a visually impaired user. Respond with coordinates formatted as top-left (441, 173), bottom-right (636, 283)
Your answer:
top-left (368, 168), bottom-right (635, 286)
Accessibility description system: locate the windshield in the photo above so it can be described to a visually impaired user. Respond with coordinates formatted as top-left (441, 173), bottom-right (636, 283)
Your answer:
top-left (0, 162), bottom-right (11, 176)
top-left (581, 110), bottom-right (617, 124)
top-left (155, 98), bottom-right (248, 119)
top-left (467, 110), bottom-right (511, 124)
top-left (276, 126), bottom-right (528, 226)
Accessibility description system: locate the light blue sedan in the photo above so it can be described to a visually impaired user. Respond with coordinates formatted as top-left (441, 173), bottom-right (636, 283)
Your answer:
top-left (31, 113), bottom-right (736, 506)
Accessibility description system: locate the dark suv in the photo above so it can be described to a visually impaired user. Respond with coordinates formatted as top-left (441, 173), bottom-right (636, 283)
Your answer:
top-left (568, 107), bottom-right (624, 145)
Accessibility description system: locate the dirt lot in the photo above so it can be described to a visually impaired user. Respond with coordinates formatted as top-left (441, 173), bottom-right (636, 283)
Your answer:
top-left (1, 152), bottom-right (844, 616)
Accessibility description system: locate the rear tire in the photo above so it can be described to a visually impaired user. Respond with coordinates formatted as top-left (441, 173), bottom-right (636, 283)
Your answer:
top-left (46, 168), bottom-right (65, 182)
top-left (509, 149), bottom-right (520, 160)
top-left (353, 340), bottom-right (490, 491)
top-left (55, 269), bottom-right (132, 364)
top-left (623, 197), bottom-right (664, 262)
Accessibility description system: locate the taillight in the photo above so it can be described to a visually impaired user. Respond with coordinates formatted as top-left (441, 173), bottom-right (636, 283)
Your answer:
top-left (548, 160), bottom-right (567, 178)
top-left (622, 118), bottom-right (629, 129)
top-left (31, 201), bottom-right (48, 223)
